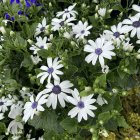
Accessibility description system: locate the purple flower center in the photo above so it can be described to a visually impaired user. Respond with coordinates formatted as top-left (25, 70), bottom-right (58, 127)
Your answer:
top-left (0, 102), bottom-right (4, 106)
top-left (31, 101), bottom-right (38, 109)
top-left (81, 30), bottom-right (85, 34)
top-left (40, 45), bottom-right (44, 49)
top-left (113, 32), bottom-right (120, 38)
top-left (40, 27), bottom-right (45, 32)
top-left (77, 101), bottom-right (85, 109)
top-left (133, 21), bottom-right (140, 28)
top-left (95, 48), bottom-right (102, 55)
top-left (47, 67), bottom-right (54, 74)
top-left (60, 21), bottom-right (64, 26)
top-left (52, 85), bottom-right (61, 94)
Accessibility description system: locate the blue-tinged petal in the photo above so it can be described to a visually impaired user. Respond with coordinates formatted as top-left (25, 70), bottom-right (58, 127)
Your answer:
top-left (10, 0), bottom-right (14, 4)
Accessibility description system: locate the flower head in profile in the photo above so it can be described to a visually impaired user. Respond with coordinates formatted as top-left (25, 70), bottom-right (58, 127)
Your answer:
top-left (8, 102), bottom-right (24, 135)
top-left (72, 21), bottom-right (92, 39)
top-left (122, 15), bottom-right (140, 39)
top-left (40, 80), bottom-right (73, 109)
top-left (56, 3), bottom-right (77, 19)
top-left (98, 8), bottom-right (106, 17)
top-left (35, 18), bottom-right (49, 36)
top-left (96, 94), bottom-right (108, 106)
top-left (30, 36), bottom-right (50, 54)
top-left (37, 57), bottom-right (64, 84)
top-left (67, 88), bottom-right (97, 122)
top-left (84, 37), bottom-right (116, 66)
top-left (0, 96), bottom-right (13, 113)
top-left (23, 94), bottom-right (48, 122)
top-left (51, 17), bottom-right (75, 31)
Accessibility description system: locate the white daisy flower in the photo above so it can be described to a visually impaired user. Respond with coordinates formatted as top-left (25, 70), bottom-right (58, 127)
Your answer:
top-left (98, 8), bottom-right (106, 17)
top-left (72, 21), bottom-right (92, 39)
top-left (23, 94), bottom-right (48, 122)
top-left (37, 57), bottom-right (64, 84)
top-left (35, 17), bottom-right (49, 36)
top-left (7, 120), bottom-right (23, 135)
top-left (122, 15), bottom-right (140, 39)
top-left (56, 3), bottom-right (77, 19)
top-left (30, 36), bottom-right (50, 54)
top-left (0, 96), bottom-right (13, 113)
top-left (96, 94), bottom-right (108, 106)
top-left (40, 80), bottom-right (73, 109)
top-left (103, 22), bottom-right (129, 46)
top-left (84, 37), bottom-right (116, 66)
top-left (51, 17), bottom-right (76, 31)
top-left (0, 113), bottom-right (4, 120)
top-left (67, 88), bottom-right (97, 122)
top-left (8, 102), bottom-right (23, 119)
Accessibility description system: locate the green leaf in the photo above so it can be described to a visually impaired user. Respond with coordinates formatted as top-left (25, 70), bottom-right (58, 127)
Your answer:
top-left (43, 131), bottom-right (58, 140)
top-left (0, 122), bottom-right (6, 134)
top-left (22, 54), bottom-right (33, 69)
top-left (60, 118), bottom-right (78, 133)
top-left (4, 79), bottom-right (19, 92)
top-left (102, 95), bottom-right (122, 112)
top-left (98, 111), bottom-right (112, 124)
top-left (116, 116), bottom-right (129, 128)
top-left (29, 109), bottom-right (63, 133)
top-left (93, 74), bottom-right (106, 89)
top-left (14, 35), bottom-right (27, 50)
top-left (105, 118), bottom-right (118, 131)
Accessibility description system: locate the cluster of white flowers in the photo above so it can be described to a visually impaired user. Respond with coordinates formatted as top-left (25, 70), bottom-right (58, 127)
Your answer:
top-left (2, 2), bottom-right (140, 139)
top-left (22, 4), bottom-right (102, 124)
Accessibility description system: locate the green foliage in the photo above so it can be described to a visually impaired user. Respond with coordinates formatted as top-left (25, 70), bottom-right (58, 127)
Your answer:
top-left (60, 117), bottom-right (78, 133)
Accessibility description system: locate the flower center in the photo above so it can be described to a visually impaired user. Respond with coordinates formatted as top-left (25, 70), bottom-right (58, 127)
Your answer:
top-left (40, 27), bottom-right (45, 31)
top-left (47, 67), bottom-right (54, 74)
top-left (0, 102), bottom-right (4, 106)
top-left (81, 30), bottom-right (85, 34)
top-left (95, 48), bottom-right (103, 55)
top-left (40, 45), bottom-right (44, 49)
top-left (133, 21), bottom-right (140, 28)
top-left (52, 85), bottom-right (61, 94)
top-left (113, 32), bottom-right (120, 38)
top-left (31, 101), bottom-right (38, 109)
top-left (60, 21), bottom-right (65, 26)
top-left (77, 101), bottom-right (85, 109)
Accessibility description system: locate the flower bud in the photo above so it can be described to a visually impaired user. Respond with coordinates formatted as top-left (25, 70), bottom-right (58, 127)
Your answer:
top-left (81, 3), bottom-right (86, 8)
top-left (10, 31), bottom-right (14, 36)
top-left (49, 2), bottom-right (52, 8)
top-left (63, 32), bottom-right (71, 39)
top-left (95, 13), bottom-right (98, 19)
top-left (27, 39), bottom-right (33, 45)
top-left (136, 54), bottom-right (140, 59)
top-left (95, 5), bottom-right (99, 11)
top-left (0, 26), bottom-right (6, 34)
